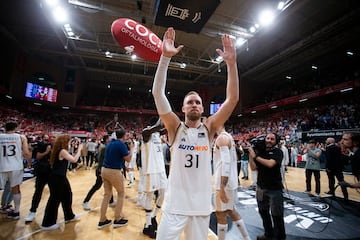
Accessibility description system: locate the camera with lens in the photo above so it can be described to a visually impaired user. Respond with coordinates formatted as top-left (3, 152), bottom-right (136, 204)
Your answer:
top-left (250, 134), bottom-right (266, 155)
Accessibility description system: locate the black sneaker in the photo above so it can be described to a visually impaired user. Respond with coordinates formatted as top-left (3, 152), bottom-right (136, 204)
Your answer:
top-left (151, 217), bottom-right (158, 230)
top-left (0, 204), bottom-right (13, 214)
top-left (256, 235), bottom-right (272, 240)
top-left (324, 191), bottom-right (334, 195)
top-left (113, 218), bottom-right (128, 228)
top-left (7, 211), bottom-right (20, 220)
top-left (143, 224), bottom-right (156, 238)
top-left (98, 219), bottom-right (112, 229)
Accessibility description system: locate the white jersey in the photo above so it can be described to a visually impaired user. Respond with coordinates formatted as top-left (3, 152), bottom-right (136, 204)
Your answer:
top-left (163, 122), bottom-right (212, 216)
top-left (213, 131), bottom-right (238, 190)
top-left (141, 132), bottom-right (165, 174)
top-left (0, 133), bottom-right (24, 172)
top-left (128, 140), bottom-right (139, 168)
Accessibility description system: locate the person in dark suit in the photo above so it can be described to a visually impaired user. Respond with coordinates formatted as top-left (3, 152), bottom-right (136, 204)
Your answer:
top-left (324, 137), bottom-right (348, 201)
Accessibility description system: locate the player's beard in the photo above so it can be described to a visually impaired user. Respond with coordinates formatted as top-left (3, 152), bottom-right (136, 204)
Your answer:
top-left (187, 111), bottom-right (201, 121)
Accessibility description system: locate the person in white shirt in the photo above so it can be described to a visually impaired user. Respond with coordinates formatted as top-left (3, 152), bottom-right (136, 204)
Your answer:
top-left (86, 139), bottom-right (97, 169)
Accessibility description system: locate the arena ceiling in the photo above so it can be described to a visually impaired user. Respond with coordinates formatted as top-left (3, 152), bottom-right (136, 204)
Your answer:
top-left (1, 0), bottom-right (360, 107)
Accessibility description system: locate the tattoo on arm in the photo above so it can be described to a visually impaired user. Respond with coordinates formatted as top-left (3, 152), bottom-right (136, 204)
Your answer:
top-left (221, 176), bottom-right (229, 188)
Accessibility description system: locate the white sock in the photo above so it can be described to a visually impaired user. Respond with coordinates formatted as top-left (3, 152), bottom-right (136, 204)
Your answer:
top-left (13, 193), bottom-right (21, 213)
top-left (151, 205), bottom-right (160, 218)
top-left (145, 211), bottom-right (152, 227)
top-left (129, 172), bottom-right (134, 182)
top-left (217, 223), bottom-right (228, 240)
top-left (235, 219), bottom-right (250, 240)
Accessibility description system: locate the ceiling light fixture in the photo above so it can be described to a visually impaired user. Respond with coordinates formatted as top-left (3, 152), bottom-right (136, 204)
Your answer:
top-left (340, 87), bottom-right (353, 93)
top-left (258, 9), bottom-right (275, 26)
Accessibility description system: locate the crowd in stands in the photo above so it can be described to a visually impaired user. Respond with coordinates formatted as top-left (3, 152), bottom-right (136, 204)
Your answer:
top-left (1, 93), bottom-right (359, 146)
top-left (230, 98), bottom-right (359, 142)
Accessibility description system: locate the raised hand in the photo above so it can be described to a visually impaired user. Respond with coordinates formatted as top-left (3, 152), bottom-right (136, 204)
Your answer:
top-left (216, 34), bottom-right (236, 66)
top-left (162, 27), bottom-right (184, 58)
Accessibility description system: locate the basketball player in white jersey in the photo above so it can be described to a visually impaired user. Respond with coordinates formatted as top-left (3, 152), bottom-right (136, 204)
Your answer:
top-left (140, 117), bottom-right (167, 238)
top-left (0, 121), bottom-right (31, 220)
top-left (213, 126), bottom-right (250, 240)
top-left (152, 27), bottom-right (239, 240)
top-left (126, 132), bottom-right (139, 187)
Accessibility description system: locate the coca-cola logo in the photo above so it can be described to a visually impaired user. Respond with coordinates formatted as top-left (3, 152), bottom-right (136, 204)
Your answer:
top-left (123, 19), bottom-right (161, 48)
top-left (112, 18), bottom-right (162, 62)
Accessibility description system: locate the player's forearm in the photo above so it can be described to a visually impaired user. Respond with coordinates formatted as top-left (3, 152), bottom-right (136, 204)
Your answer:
top-left (152, 55), bottom-right (172, 115)
top-left (225, 63), bottom-right (239, 106)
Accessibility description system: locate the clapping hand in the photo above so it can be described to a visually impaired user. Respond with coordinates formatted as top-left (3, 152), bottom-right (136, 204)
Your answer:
top-left (162, 27), bottom-right (184, 58)
top-left (216, 34), bottom-right (236, 66)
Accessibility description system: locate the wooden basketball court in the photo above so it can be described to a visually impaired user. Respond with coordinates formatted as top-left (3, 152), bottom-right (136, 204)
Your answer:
top-left (1, 166), bottom-right (358, 240)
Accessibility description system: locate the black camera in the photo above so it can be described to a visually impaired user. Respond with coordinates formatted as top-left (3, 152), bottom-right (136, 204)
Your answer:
top-left (250, 134), bottom-right (266, 155)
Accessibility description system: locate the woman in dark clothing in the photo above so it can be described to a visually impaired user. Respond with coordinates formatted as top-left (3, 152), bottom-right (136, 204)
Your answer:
top-left (41, 135), bottom-right (83, 230)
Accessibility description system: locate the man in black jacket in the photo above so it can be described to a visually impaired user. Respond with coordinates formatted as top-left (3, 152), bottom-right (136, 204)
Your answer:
top-left (324, 137), bottom-right (348, 200)
top-left (249, 133), bottom-right (285, 240)
top-left (25, 135), bottom-right (52, 223)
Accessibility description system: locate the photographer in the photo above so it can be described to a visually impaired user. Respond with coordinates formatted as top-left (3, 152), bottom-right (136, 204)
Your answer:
top-left (248, 133), bottom-right (285, 240)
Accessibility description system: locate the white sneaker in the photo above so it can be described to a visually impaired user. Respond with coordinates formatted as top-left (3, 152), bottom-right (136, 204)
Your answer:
top-left (109, 201), bottom-right (116, 208)
top-left (25, 211), bottom-right (36, 222)
top-left (65, 214), bottom-right (80, 223)
top-left (82, 202), bottom-right (91, 211)
top-left (41, 223), bottom-right (60, 231)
